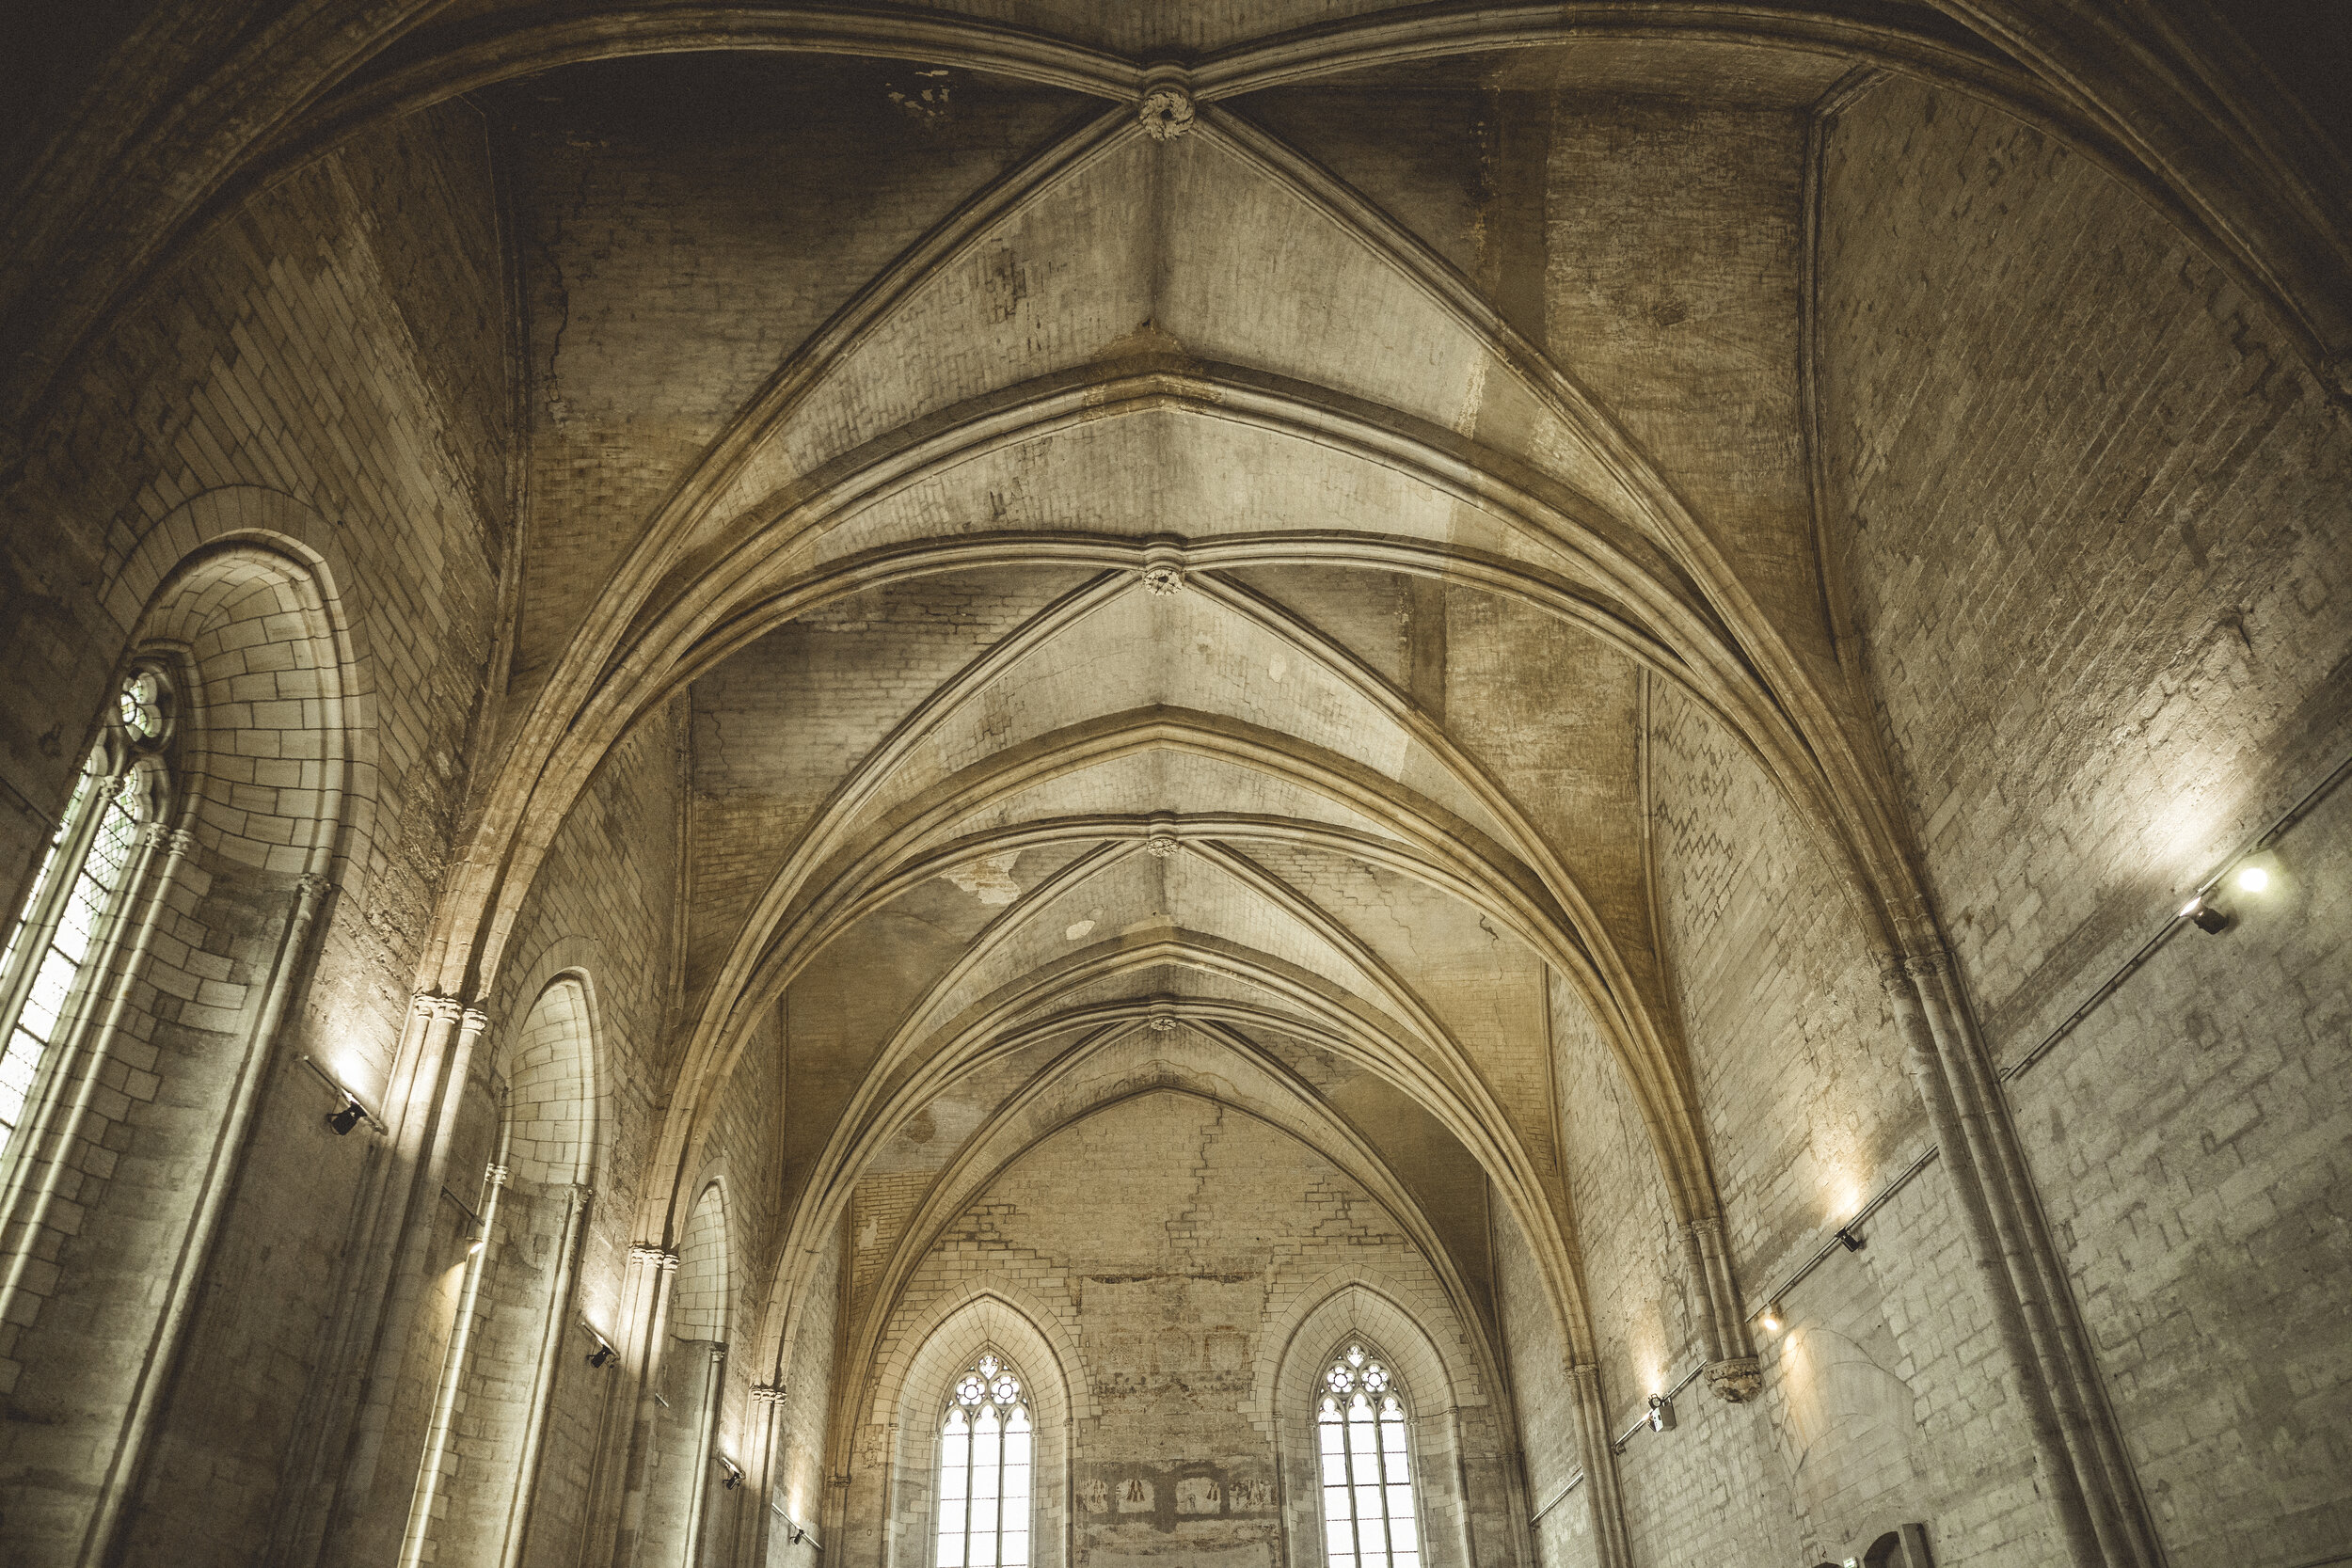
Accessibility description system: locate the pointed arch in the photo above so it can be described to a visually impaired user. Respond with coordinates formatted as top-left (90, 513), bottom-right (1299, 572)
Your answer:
top-left (1272, 1282), bottom-right (1502, 1568)
top-left (862, 1289), bottom-right (1079, 1568)
top-left (423, 970), bottom-right (604, 1568)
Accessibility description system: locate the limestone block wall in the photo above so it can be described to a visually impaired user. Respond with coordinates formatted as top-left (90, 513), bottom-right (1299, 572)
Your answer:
top-left (468, 702), bottom-right (692, 1567)
top-left (0, 96), bottom-right (514, 1568)
top-left (1820, 74), bottom-right (2352, 1568)
top-left (496, 58), bottom-right (1089, 688)
top-left (849, 1091), bottom-right (1517, 1568)
top-left (1494, 1202), bottom-right (1598, 1568)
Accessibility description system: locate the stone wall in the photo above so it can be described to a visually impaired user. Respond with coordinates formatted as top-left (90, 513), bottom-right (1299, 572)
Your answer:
top-left (850, 1090), bottom-right (1515, 1568)
top-left (0, 97), bottom-right (514, 1567)
top-left (1820, 73), bottom-right (2352, 1568)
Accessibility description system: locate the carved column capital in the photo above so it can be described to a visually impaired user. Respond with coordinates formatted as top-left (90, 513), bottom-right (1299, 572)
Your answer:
top-left (415, 991), bottom-right (467, 1025)
top-left (749, 1382), bottom-right (788, 1405)
top-left (628, 1243), bottom-right (681, 1272)
top-left (1876, 954), bottom-right (1915, 996)
top-left (1902, 948), bottom-right (1953, 982)
top-left (1703, 1356), bottom-right (1763, 1403)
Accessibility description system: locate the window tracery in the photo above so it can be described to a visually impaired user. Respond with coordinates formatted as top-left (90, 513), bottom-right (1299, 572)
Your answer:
top-left (0, 670), bottom-right (173, 1157)
top-left (936, 1349), bottom-right (1032, 1568)
top-left (1316, 1342), bottom-right (1420, 1568)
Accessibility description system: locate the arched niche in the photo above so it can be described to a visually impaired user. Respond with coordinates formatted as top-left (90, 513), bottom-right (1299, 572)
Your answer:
top-left (861, 1287), bottom-right (1079, 1568)
top-left (1268, 1279), bottom-right (1517, 1568)
top-left (423, 970), bottom-right (604, 1568)
top-left (0, 511), bottom-right (366, 1567)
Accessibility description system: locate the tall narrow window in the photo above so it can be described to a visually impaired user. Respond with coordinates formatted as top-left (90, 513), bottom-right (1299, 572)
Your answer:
top-left (1317, 1343), bottom-right (1420, 1568)
top-left (0, 671), bottom-right (170, 1157)
top-left (936, 1350), bottom-right (1031, 1568)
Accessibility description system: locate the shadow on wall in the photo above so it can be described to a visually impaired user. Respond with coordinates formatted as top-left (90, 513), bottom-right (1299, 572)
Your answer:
top-left (1811, 1521), bottom-right (1935, 1568)
top-left (1772, 1321), bottom-right (1923, 1544)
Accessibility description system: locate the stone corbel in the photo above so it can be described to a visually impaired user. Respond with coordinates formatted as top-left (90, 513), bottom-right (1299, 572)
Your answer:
top-left (1703, 1356), bottom-right (1763, 1403)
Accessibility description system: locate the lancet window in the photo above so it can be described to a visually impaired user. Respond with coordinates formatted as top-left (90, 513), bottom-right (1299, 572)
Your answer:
top-left (1316, 1342), bottom-right (1421, 1568)
top-left (936, 1349), bottom-right (1032, 1568)
top-left (0, 671), bottom-right (172, 1157)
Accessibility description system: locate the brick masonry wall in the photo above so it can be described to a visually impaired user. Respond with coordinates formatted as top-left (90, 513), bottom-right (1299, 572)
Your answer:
top-left (1821, 75), bottom-right (2352, 1568)
top-left (850, 1091), bottom-right (1510, 1568)
top-left (495, 58), bottom-right (1089, 688)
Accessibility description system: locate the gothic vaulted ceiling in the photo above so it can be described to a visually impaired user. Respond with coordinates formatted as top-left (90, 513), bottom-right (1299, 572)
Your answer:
top-left (27, 0), bottom-right (2303, 1463)
top-left (443, 34), bottom-right (1947, 1395)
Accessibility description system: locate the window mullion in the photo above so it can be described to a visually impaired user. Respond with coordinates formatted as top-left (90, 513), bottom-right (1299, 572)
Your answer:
top-left (0, 770), bottom-right (114, 1045)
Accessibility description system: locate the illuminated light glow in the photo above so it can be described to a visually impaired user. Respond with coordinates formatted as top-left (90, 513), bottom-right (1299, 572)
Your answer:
top-left (2179, 896), bottom-right (2204, 918)
top-left (2235, 865), bottom-right (2269, 893)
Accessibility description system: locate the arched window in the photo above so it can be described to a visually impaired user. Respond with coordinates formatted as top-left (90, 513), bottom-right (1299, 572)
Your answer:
top-left (936, 1349), bottom-right (1033, 1568)
top-left (0, 670), bottom-right (172, 1158)
top-left (1316, 1342), bottom-right (1421, 1568)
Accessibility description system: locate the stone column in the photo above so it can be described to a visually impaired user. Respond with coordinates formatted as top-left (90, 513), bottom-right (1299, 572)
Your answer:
top-left (1905, 952), bottom-right (2156, 1566)
top-left (1882, 956), bottom-right (2114, 1566)
top-left (1564, 1360), bottom-right (1630, 1568)
top-left (501, 1180), bottom-right (595, 1568)
top-left (323, 995), bottom-right (491, 1567)
top-left (1680, 1214), bottom-right (1760, 1401)
top-left (740, 1380), bottom-right (787, 1568)
top-left (609, 1243), bottom-right (681, 1568)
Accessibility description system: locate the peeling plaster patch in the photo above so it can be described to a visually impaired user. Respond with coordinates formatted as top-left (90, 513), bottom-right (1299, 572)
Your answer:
top-left (1066, 908), bottom-right (1102, 941)
top-left (944, 851), bottom-right (1024, 905)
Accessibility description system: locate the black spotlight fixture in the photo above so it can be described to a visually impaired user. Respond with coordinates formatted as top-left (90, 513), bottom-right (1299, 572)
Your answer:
top-left (587, 1340), bottom-right (617, 1369)
top-left (326, 1097), bottom-right (364, 1135)
top-left (2178, 894), bottom-right (2231, 934)
top-left (1835, 1226), bottom-right (1867, 1252)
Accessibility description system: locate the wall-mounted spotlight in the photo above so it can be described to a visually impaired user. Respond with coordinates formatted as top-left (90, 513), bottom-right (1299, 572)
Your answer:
top-left (302, 1056), bottom-right (375, 1134)
top-left (2235, 865), bottom-right (2270, 894)
top-left (586, 1338), bottom-right (617, 1369)
top-left (788, 1524), bottom-right (807, 1546)
top-left (1834, 1226), bottom-right (1866, 1253)
top-left (2178, 894), bottom-right (2231, 934)
top-left (719, 1455), bottom-right (744, 1491)
top-left (1758, 1303), bottom-right (1783, 1335)
top-left (1646, 1394), bottom-right (1676, 1433)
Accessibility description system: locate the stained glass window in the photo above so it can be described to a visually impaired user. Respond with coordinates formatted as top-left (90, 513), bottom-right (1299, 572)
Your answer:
top-left (936, 1350), bottom-right (1031, 1568)
top-left (1317, 1343), bottom-right (1419, 1568)
top-left (0, 673), bottom-right (168, 1158)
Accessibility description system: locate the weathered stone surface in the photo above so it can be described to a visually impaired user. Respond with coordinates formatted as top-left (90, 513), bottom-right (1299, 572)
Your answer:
top-left (0, 15), bottom-right (2344, 1568)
